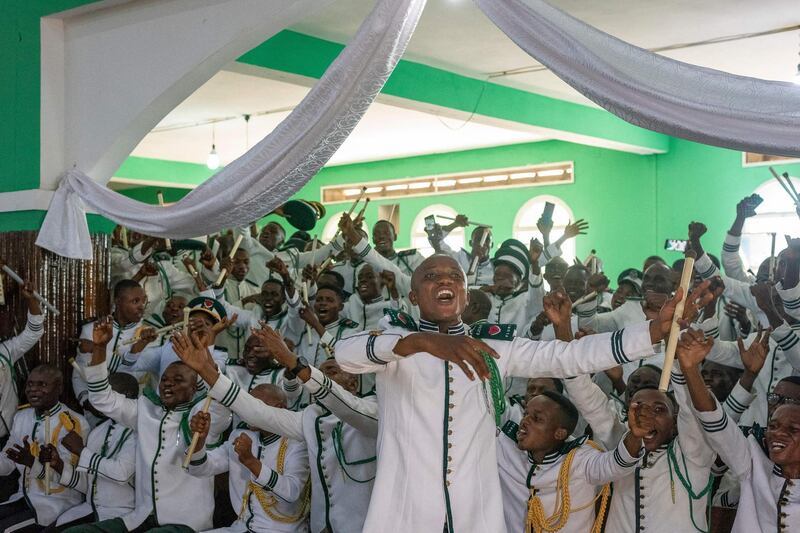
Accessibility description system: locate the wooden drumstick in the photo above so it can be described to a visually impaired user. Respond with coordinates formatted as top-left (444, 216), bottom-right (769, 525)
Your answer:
top-left (769, 233), bottom-right (777, 283)
top-left (0, 263), bottom-right (59, 315)
top-left (214, 234), bottom-right (244, 287)
top-left (302, 282), bottom-right (313, 345)
top-left (571, 291), bottom-right (597, 309)
top-left (658, 255), bottom-right (695, 391)
top-left (68, 358), bottom-right (84, 380)
top-left (331, 187), bottom-right (367, 242)
top-left (183, 396), bottom-right (213, 468)
top-left (156, 191), bottom-right (172, 250)
top-left (44, 414), bottom-right (51, 495)
top-left (120, 226), bottom-right (129, 249)
top-left (467, 227), bottom-right (491, 277)
top-left (437, 215), bottom-right (493, 229)
top-left (311, 235), bottom-right (318, 268)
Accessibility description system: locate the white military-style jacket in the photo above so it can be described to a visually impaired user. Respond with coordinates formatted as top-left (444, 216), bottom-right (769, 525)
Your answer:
top-left (0, 403), bottom-right (88, 526)
top-left (334, 311), bottom-right (658, 533)
top-left (209, 365), bottom-right (377, 533)
top-left (496, 422), bottom-right (642, 533)
top-left (85, 362), bottom-right (231, 531)
top-left (188, 428), bottom-right (309, 532)
top-left (55, 418), bottom-right (136, 524)
top-left (603, 368), bottom-right (717, 533)
top-left (0, 311), bottom-right (44, 439)
top-left (226, 364), bottom-right (301, 418)
top-left (216, 277), bottom-right (262, 360)
top-left (695, 398), bottom-right (800, 532)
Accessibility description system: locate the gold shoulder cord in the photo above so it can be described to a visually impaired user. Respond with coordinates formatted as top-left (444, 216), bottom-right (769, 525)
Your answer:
top-left (525, 440), bottom-right (611, 533)
top-left (239, 437), bottom-right (312, 524)
top-left (31, 412), bottom-right (82, 495)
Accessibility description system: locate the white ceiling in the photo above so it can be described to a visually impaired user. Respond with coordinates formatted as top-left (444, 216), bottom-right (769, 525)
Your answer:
top-left (128, 0), bottom-right (800, 170)
top-left (294, 0), bottom-right (800, 104)
top-left (131, 70), bottom-right (545, 168)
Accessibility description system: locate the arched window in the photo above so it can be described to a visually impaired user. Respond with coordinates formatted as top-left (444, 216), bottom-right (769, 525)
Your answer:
top-left (513, 196), bottom-right (576, 263)
top-left (321, 212), bottom-right (369, 244)
top-left (411, 204), bottom-right (465, 257)
top-left (740, 178), bottom-right (800, 270)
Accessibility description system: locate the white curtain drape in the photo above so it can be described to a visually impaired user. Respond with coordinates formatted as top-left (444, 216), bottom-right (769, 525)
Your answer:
top-left (477, 0), bottom-right (800, 158)
top-left (36, 0), bottom-right (426, 260)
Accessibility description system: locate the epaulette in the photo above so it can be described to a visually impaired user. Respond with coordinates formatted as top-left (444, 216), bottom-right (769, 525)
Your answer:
top-left (470, 322), bottom-right (516, 341)
top-left (397, 249), bottom-right (418, 257)
top-left (501, 420), bottom-right (519, 442)
top-left (559, 435), bottom-right (589, 454)
top-left (16, 403), bottom-right (31, 411)
top-left (245, 279), bottom-right (259, 287)
top-left (743, 423), bottom-right (768, 455)
top-left (143, 388), bottom-right (162, 407)
top-left (339, 318), bottom-right (359, 329)
top-left (383, 308), bottom-right (418, 331)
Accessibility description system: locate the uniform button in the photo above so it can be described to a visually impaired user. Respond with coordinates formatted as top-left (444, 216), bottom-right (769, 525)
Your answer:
top-left (448, 443), bottom-right (453, 449)
top-left (449, 377), bottom-right (454, 383)
top-left (448, 430), bottom-right (453, 435)
top-left (448, 417), bottom-right (453, 422)
top-left (449, 390), bottom-right (454, 396)
top-left (449, 404), bottom-right (455, 409)
top-left (447, 469), bottom-right (452, 474)
top-left (446, 481), bottom-right (450, 487)
top-left (639, 504), bottom-right (644, 509)
top-left (447, 456), bottom-right (452, 462)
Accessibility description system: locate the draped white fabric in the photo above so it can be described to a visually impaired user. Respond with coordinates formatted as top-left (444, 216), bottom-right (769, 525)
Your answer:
top-left (36, 0), bottom-right (426, 260)
top-left (476, 0), bottom-right (800, 158)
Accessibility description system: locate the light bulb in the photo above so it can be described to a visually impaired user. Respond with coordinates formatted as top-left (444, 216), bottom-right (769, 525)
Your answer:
top-left (206, 145), bottom-right (220, 170)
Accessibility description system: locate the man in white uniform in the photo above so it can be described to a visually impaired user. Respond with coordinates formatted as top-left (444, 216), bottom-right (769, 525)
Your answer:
top-left (331, 254), bottom-right (687, 532)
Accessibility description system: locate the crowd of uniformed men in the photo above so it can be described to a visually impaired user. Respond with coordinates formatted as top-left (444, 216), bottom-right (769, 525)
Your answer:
top-left (0, 195), bottom-right (798, 533)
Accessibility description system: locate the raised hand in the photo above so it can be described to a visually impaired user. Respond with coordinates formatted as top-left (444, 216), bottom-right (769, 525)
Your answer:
top-left (688, 222), bottom-right (707, 241)
top-left (172, 330), bottom-right (216, 378)
top-left (138, 261), bottom-right (158, 278)
top-left (20, 281), bottom-right (42, 315)
top-left (267, 257), bottom-right (291, 282)
top-left (6, 437), bottom-right (34, 468)
top-left (561, 219), bottom-right (588, 241)
top-left (724, 301), bottom-right (751, 333)
top-left (394, 333), bottom-right (497, 381)
top-left (338, 213), bottom-right (360, 246)
top-left (529, 311), bottom-right (551, 337)
top-left (628, 401), bottom-right (657, 440)
top-left (542, 291), bottom-right (572, 332)
top-left (130, 327), bottom-right (158, 354)
top-left (738, 327), bottom-right (771, 376)
top-left (233, 433), bottom-right (258, 470)
top-left (587, 273), bottom-right (610, 293)
top-left (201, 314), bottom-right (238, 347)
top-left (529, 239), bottom-right (543, 267)
top-left (302, 264), bottom-right (318, 284)
top-left (250, 325), bottom-right (296, 369)
top-left (199, 247), bottom-right (216, 270)
top-left (298, 306), bottom-right (323, 333)
top-left (93, 316), bottom-right (114, 346)
top-left (675, 328), bottom-right (713, 369)
top-left (61, 431), bottom-right (85, 456)
top-left (189, 411), bottom-right (210, 452)
top-left (39, 443), bottom-right (64, 474)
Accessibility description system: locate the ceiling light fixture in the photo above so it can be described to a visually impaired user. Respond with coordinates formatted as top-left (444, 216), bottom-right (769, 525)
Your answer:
top-left (206, 124), bottom-right (220, 170)
top-left (457, 177), bottom-right (483, 184)
top-left (408, 181), bottom-right (431, 190)
top-left (510, 171), bottom-right (537, 180)
top-left (385, 183), bottom-right (409, 191)
top-left (344, 188), bottom-right (362, 196)
top-left (365, 186), bottom-right (383, 194)
top-left (483, 174), bottom-right (509, 183)
top-left (436, 179), bottom-right (457, 187)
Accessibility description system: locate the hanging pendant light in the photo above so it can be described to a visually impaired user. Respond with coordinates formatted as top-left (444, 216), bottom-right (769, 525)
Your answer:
top-left (207, 124), bottom-right (220, 170)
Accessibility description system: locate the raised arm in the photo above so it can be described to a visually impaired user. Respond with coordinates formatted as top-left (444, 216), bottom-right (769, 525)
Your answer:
top-left (563, 375), bottom-right (626, 449)
top-left (85, 317), bottom-right (139, 429)
top-left (1, 282), bottom-right (45, 359)
top-left (676, 329), bottom-right (753, 479)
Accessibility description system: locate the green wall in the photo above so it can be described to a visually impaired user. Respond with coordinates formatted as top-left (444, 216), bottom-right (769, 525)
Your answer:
top-left (114, 138), bottom-right (800, 280)
top-left (655, 139), bottom-right (800, 263)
